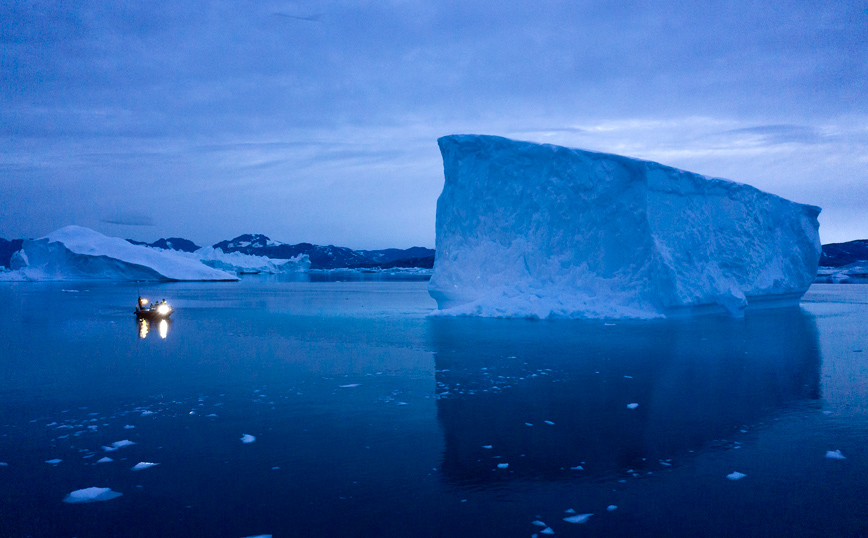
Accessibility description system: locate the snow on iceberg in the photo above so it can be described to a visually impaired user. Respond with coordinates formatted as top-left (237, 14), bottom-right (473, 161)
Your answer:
top-left (9, 226), bottom-right (238, 281)
top-left (429, 135), bottom-right (821, 319)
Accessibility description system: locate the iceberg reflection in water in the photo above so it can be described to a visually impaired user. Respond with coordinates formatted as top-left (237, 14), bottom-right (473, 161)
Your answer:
top-left (430, 309), bottom-right (821, 483)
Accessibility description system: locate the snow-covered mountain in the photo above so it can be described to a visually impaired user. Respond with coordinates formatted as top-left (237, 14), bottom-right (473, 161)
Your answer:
top-left (819, 240), bottom-right (868, 267)
top-left (212, 234), bottom-right (432, 269)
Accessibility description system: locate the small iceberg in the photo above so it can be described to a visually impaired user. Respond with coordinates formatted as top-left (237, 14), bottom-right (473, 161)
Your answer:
top-left (63, 487), bottom-right (123, 503)
top-left (241, 434), bottom-right (256, 444)
top-left (131, 462), bottom-right (160, 471)
top-left (563, 513), bottom-right (593, 524)
top-left (497, 463), bottom-right (509, 469)
top-left (111, 440), bottom-right (136, 449)
top-left (45, 459), bottom-right (62, 464)
top-left (825, 450), bottom-right (846, 460)
top-left (607, 505), bottom-right (618, 511)
top-left (726, 471), bottom-right (747, 480)
top-left (627, 403), bottom-right (639, 409)
top-left (97, 457), bottom-right (113, 463)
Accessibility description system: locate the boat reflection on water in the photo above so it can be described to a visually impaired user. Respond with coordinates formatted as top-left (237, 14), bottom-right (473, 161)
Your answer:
top-left (137, 318), bottom-right (171, 339)
top-left (428, 307), bottom-right (821, 485)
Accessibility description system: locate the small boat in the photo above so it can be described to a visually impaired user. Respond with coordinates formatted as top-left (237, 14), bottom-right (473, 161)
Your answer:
top-left (135, 297), bottom-right (174, 320)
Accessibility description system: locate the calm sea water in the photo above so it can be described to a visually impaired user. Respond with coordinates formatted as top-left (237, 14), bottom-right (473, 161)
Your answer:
top-left (1, 278), bottom-right (867, 537)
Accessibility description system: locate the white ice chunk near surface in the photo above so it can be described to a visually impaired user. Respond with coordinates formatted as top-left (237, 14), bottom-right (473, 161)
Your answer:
top-left (727, 472), bottom-right (747, 480)
top-left (825, 450), bottom-right (846, 459)
top-left (63, 487), bottom-right (123, 503)
top-left (540, 528), bottom-right (554, 535)
top-left (339, 384), bottom-right (361, 388)
top-left (97, 457), bottom-right (113, 463)
top-left (429, 135), bottom-right (821, 319)
top-left (111, 440), bottom-right (136, 449)
top-left (45, 459), bottom-right (62, 464)
top-left (607, 505), bottom-right (618, 511)
top-left (497, 463), bottom-right (509, 469)
top-left (131, 462), bottom-right (159, 471)
top-left (241, 434), bottom-right (256, 444)
top-left (627, 403), bottom-right (639, 409)
top-left (563, 513), bottom-right (593, 524)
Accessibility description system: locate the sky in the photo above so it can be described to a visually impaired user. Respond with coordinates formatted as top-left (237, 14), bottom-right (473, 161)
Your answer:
top-left (1, 0), bottom-right (866, 249)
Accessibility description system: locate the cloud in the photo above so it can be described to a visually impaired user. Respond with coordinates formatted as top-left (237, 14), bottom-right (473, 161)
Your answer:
top-left (101, 213), bottom-right (155, 227)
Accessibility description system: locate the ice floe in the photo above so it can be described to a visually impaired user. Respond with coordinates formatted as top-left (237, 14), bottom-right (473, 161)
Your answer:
top-left (607, 505), bottom-right (618, 511)
top-left (825, 450), bottom-right (846, 459)
top-left (726, 471), bottom-right (747, 480)
top-left (497, 463), bottom-right (509, 469)
top-left (241, 434), bottom-right (256, 444)
top-left (540, 528), bottom-right (554, 535)
top-left (45, 458), bottom-right (62, 464)
top-left (339, 384), bottom-right (361, 388)
top-left (627, 403), bottom-right (639, 409)
top-left (63, 487), bottom-right (123, 503)
top-left (563, 513), bottom-right (593, 524)
top-left (97, 457), bottom-right (113, 463)
top-left (131, 462), bottom-right (160, 471)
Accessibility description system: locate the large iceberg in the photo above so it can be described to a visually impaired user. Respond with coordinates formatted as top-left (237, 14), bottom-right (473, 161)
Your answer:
top-left (8, 226), bottom-right (238, 281)
top-left (429, 135), bottom-right (821, 318)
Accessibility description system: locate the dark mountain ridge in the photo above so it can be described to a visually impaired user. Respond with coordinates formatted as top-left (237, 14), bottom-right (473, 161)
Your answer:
top-left (818, 240), bottom-right (868, 268)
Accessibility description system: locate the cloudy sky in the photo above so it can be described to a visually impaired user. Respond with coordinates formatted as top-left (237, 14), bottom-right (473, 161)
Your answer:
top-left (2, 0), bottom-right (866, 249)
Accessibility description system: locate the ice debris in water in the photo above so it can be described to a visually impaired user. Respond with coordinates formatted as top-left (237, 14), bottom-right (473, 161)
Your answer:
top-left (428, 135), bottom-right (821, 319)
top-left (97, 457), bottom-right (113, 463)
top-left (607, 505), bottom-right (618, 511)
top-left (111, 440), bottom-right (136, 449)
top-left (482, 445), bottom-right (493, 449)
top-left (497, 463), bottom-right (509, 469)
top-left (563, 513), bottom-right (593, 524)
top-left (540, 528), bottom-right (554, 535)
top-left (826, 450), bottom-right (846, 459)
top-left (45, 459), bottom-right (62, 464)
top-left (63, 487), bottom-right (123, 503)
top-left (241, 434), bottom-right (256, 444)
top-left (339, 384), bottom-right (361, 388)
top-left (726, 472), bottom-right (747, 480)
top-left (131, 462), bottom-right (159, 471)
top-left (544, 420), bottom-right (555, 425)
top-left (0, 462), bottom-right (7, 466)
top-left (627, 403), bottom-right (639, 409)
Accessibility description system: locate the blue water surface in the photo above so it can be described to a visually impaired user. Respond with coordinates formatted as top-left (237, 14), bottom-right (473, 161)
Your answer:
top-left (1, 278), bottom-right (866, 537)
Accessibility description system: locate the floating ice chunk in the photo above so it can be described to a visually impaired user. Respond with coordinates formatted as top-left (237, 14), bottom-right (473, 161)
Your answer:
top-left (111, 440), bottom-right (136, 449)
top-left (141, 411), bottom-right (154, 416)
top-left (525, 423), bottom-right (533, 426)
top-left (726, 471), bottom-right (747, 480)
top-left (627, 403), bottom-right (639, 409)
top-left (101, 446), bottom-right (118, 452)
top-left (564, 509), bottom-right (576, 514)
top-left (532, 520), bottom-right (547, 527)
top-left (241, 434), bottom-right (256, 444)
top-left (497, 463), bottom-right (509, 469)
top-left (339, 384), bottom-right (361, 388)
top-left (123, 425), bottom-right (135, 429)
top-left (825, 450), bottom-right (846, 459)
top-left (0, 462), bottom-right (7, 466)
top-left (97, 457), bottom-right (113, 463)
top-left (63, 487), bottom-right (122, 503)
top-left (607, 505), bottom-right (618, 511)
top-left (544, 420), bottom-right (555, 425)
top-left (570, 465), bottom-right (583, 470)
top-left (482, 445), bottom-right (493, 449)
top-left (563, 513), bottom-right (593, 524)
top-left (131, 462), bottom-right (159, 471)
top-left (45, 459), bottom-right (62, 464)
top-left (540, 527), bottom-right (554, 535)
